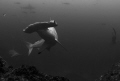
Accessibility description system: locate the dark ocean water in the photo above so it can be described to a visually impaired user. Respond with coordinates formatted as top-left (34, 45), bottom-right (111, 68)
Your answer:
top-left (0, 0), bottom-right (120, 81)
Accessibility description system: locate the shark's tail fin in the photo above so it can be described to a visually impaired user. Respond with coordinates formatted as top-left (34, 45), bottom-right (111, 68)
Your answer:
top-left (25, 42), bottom-right (33, 56)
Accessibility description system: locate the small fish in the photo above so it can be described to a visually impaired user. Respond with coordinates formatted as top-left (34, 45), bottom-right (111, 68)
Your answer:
top-left (9, 49), bottom-right (20, 57)
top-left (3, 13), bottom-right (6, 17)
top-left (14, 2), bottom-right (21, 5)
top-left (62, 2), bottom-right (70, 5)
top-left (21, 4), bottom-right (35, 10)
top-left (22, 11), bottom-right (28, 14)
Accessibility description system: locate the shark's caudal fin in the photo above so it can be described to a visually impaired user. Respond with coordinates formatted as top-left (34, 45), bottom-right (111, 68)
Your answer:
top-left (25, 42), bottom-right (33, 56)
top-left (55, 39), bottom-right (68, 52)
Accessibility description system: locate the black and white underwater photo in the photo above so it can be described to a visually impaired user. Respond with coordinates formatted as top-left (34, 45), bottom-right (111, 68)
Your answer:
top-left (0, 0), bottom-right (120, 81)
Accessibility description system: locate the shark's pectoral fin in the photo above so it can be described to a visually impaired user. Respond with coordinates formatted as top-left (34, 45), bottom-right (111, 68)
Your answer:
top-left (36, 39), bottom-right (45, 50)
top-left (38, 41), bottom-right (48, 54)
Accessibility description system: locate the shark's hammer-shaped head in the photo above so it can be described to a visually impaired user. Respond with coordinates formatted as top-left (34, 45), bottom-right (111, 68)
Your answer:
top-left (49, 20), bottom-right (58, 27)
top-left (23, 20), bottom-right (58, 33)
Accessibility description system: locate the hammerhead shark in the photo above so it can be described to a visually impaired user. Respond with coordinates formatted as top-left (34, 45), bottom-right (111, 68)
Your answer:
top-left (23, 19), bottom-right (67, 55)
top-left (112, 28), bottom-right (117, 44)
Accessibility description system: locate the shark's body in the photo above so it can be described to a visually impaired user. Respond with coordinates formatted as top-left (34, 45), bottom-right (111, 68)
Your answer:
top-left (37, 27), bottom-right (58, 42)
top-left (23, 20), bottom-right (67, 55)
top-left (26, 27), bottom-right (65, 55)
top-left (112, 28), bottom-right (117, 44)
top-left (9, 49), bottom-right (20, 57)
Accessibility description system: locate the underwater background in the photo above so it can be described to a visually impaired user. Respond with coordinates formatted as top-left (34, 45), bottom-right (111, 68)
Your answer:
top-left (0, 0), bottom-right (120, 81)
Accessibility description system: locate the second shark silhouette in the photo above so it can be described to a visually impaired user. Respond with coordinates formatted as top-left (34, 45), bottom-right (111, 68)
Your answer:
top-left (23, 20), bottom-right (67, 55)
top-left (112, 27), bottom-right (117, 44)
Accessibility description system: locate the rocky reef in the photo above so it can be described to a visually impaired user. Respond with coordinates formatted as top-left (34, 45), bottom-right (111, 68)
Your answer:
top-left (96, 62), bottom-right (120, 81)
top-left (0, 56), bottom-right (69, 81)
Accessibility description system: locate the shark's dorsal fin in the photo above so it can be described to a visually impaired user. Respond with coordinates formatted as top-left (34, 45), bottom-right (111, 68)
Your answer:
top-left (50, 17), bottom-right (55, 23)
